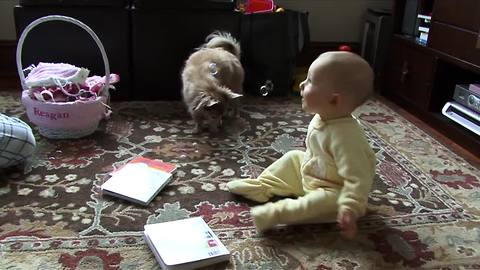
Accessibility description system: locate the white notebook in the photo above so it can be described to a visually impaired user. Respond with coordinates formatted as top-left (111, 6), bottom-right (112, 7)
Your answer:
top-left (144, 217), bottom-right (230, 270)
top-left (101, 157), bottom-right (176, 206)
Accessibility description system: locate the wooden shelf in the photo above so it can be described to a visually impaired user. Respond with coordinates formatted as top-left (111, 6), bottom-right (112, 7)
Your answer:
top-left (382, 0), bottom-right (480, 158)
top-left (393, 34), bottom-right (428, 48)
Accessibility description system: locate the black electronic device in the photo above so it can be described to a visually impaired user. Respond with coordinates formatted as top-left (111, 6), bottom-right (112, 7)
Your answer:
top-left (453, 84), bottom-right (480, 114)
top-left (401, 0), bottom-right (419, 36)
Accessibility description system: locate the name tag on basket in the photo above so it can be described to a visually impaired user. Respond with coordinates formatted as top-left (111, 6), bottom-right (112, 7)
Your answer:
top-left (34, 107), bottom-right (70, 120)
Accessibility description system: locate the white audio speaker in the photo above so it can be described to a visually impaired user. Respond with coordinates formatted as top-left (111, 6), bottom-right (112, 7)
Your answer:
top-left (442, 101), bottom-right (480, 136)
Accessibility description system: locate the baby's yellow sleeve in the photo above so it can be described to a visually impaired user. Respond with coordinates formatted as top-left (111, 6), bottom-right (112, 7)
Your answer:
top-left (330, 125), bottom-right (376, 218)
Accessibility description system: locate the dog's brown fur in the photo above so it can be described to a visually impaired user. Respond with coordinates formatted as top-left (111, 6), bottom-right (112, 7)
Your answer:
top-left (181, 31), bottom-right (244, 133)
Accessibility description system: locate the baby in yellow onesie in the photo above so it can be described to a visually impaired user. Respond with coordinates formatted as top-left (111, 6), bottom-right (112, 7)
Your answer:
top-left (227, 51), bottom-right (376, 238)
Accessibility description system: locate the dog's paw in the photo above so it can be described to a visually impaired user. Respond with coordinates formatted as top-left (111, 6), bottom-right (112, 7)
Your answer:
top-left (192, 126), bottom-right (201, 134)
top-left (191, 122), bottom-right (203, 133)
top-left (208, 126), bottom-right (219, 133)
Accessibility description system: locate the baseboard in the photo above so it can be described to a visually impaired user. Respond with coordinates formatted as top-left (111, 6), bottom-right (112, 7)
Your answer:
top-left (0, 40), bottom-right (17, 77)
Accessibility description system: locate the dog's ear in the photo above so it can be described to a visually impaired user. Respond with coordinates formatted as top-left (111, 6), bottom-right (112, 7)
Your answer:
top-left (226, 91), bottom-right (243, 100)
top-left (219, 86), bottom-right (243, 100)
top-left (194, 94), bottom-right (219, 112)
top-left (206, 98), bottom-right (220, 107)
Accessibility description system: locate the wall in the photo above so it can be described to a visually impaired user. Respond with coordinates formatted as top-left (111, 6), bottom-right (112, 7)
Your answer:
top-left (0, 0), bottom-right (393, 42)
top-left (276, 0), bottom-right (393, 42)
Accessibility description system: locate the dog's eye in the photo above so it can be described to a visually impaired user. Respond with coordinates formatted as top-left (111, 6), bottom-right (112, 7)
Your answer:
top-left (209, 63), bottom-right (218, 76)
top-left (205, 103), bottom-right (224, 113)
top-left (205, 104), bottom-right (218, 111)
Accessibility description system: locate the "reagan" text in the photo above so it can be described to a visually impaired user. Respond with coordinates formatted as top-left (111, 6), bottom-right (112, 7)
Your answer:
top-left (34, 107), bottom-right (70, 120)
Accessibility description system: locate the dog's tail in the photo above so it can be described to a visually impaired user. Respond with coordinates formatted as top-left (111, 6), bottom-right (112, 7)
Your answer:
top-left (203, 31), bottom-right (241, 59)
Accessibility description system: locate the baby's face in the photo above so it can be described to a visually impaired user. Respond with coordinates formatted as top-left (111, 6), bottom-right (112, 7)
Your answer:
top-left (300, 52), bottom-right (373, 119)
top-left (299, 59), bottom-right (334, 116)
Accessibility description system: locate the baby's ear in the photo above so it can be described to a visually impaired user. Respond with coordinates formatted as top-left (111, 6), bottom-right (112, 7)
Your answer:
top-left (329, 93), bottom-right (340, 106)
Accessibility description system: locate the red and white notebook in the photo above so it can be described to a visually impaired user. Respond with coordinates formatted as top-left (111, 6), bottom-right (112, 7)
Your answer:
top-left (101, 156), bottom-right (177, 206)
top-left (144, 217), bottom-right (230, 270)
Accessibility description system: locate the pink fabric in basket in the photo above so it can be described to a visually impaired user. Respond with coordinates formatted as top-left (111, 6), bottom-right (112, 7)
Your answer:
top-left (21, 90), bottom-right (108, 130)
top-left (25, 62), bottom-right (90, 88)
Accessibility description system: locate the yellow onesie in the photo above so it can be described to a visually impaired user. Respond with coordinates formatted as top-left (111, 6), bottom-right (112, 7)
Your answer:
top-left (227, 114), bottom-right (376, 231)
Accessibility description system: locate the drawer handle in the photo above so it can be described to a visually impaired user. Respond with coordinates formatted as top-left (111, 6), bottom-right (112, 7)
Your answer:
top-left (477, 34), bottom-right (480, 49)
top-left (401, 62), bottom-right (409, 84)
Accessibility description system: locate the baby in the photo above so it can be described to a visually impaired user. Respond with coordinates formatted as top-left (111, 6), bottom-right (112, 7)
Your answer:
top-left (227, 51), bottom-right (376, 238)
top-left (0, 113), bottom-right (36, 171)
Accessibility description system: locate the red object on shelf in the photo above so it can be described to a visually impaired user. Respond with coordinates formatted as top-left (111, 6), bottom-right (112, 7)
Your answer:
top-left (338, 44), bottom-right (352, 52)
top-left (245, 0), bottom-right (275, 14)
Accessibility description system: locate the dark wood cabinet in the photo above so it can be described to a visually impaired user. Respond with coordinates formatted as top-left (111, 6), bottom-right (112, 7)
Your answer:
top-left (382, 0), bottom-right (480, 157)
top-left (429, 19), bottom-right (480, 65)
top-left (432, 0), bottom-right (480, 32)
top-left (430, 0), bottom-right (480, 68)
top-left (383, 36), bottom-right (435, 110)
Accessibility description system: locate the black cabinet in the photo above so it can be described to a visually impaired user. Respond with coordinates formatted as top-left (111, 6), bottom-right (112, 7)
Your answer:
top-left (14, 2), bottom-right (308, 101)
top-left (131, 8), bottom-right (241, 100)
top-left (14, 5), bottom-right (131, 101)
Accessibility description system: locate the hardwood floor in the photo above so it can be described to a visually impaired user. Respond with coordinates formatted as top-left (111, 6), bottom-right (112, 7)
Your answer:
top-left (1, 74), bottom-right (478, 166)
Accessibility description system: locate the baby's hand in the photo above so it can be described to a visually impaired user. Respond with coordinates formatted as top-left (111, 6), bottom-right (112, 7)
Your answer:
top-left (337, 209), bottom-right (357, 239)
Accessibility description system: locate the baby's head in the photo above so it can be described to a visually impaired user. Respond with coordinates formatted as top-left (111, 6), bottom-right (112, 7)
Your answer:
top-left (299, 51), bottom-right (373, 119)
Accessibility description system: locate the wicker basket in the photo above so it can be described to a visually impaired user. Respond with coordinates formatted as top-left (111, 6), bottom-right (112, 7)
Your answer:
top-left (16, 15), bottom-right (111, 139)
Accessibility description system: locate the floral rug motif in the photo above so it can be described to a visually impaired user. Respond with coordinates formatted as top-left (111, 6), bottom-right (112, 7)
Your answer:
top-left (1, 92), bottom-right (479, 269)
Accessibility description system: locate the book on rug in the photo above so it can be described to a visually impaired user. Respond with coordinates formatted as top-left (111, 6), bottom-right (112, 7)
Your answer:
top-left (101, 156), bottom-right (177, 206)
top-left (143, 217), bottom-right (230, 270)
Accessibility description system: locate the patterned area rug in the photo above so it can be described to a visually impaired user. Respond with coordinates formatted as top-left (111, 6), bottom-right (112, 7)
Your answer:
top-left (1, 92), bottom-right (479, 269)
